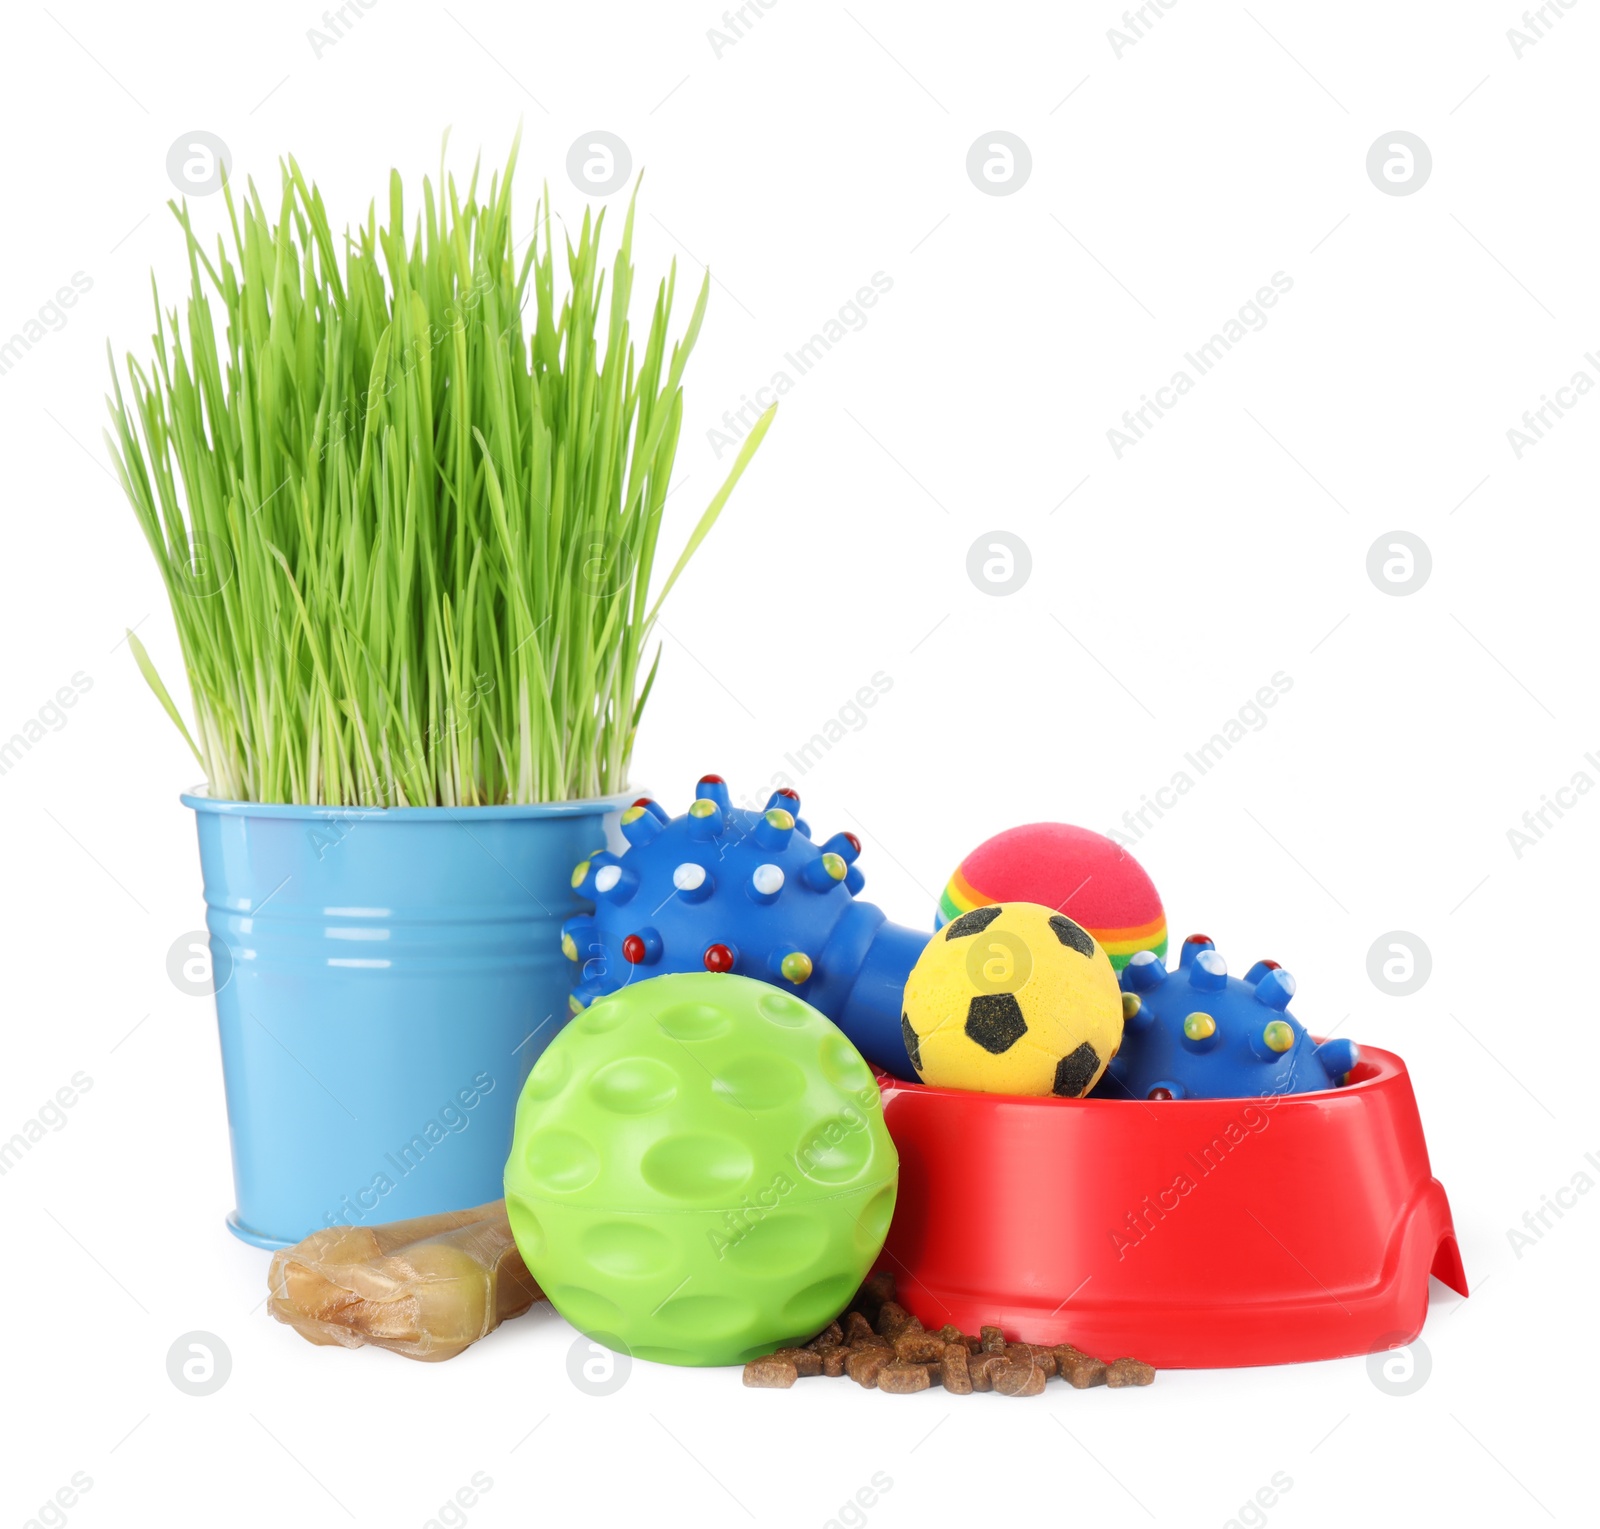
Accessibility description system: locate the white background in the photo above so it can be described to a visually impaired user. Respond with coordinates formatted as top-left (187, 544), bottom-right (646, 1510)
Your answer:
top-left (1, 2), bottom-right (1595, 1525)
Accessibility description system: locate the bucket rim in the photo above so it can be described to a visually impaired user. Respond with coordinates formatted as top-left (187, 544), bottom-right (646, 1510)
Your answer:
top-left (180, 785), bottom-right (640, 822)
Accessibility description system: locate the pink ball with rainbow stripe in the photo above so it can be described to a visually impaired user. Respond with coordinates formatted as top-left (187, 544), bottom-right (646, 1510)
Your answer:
top-left (937, 824), bottom-right (1167, 971)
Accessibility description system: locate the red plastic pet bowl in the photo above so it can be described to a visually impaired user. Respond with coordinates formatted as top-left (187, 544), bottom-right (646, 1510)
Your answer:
top-left (873, 1044), bottom-right (1466, 1368)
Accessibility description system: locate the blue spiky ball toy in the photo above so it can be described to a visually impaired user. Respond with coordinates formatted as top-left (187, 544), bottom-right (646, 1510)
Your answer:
top-left (1092, 933), bottom-right (1358, 1101)
top-left (562, 775), bottom-right (927, 1076)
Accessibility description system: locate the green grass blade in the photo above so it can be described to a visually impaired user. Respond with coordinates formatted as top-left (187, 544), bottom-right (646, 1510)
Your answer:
top-left (126, 630), bottom-right (205, 769)
top-left (645, 401), bottom-right (776, 629)
top-left (103, 143), bottom-right (772, 805)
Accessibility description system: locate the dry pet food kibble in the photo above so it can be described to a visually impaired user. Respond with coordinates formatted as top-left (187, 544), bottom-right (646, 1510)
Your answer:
top-left (894, 1330), bottom-right (946, 1364)
top-left (855, 1271), bottom-right (897, 1323)
top-left (1106, 1357), bottom-right (1157, 1388)
top-left (844, 1310), bottom-right (877, 1345)
top-left (771, 1346), bottom-right (823, 1378)
top-left (877, 1360), bottom-right (933, 1394)
top-left (940, 1342), bottom-right (974, 1395)
top-left (1004, 1341), bottom-right (1056, 1378)
top-left (743, 1356), bottom-right (798, 1388)
top-left (876, 1302), bottom-right (919, 1339)
top-left (992, 1357), bottom-right (1049, 1398)
top-left (1055, 1345), bottom-right (1108, 1389)
top-left (808, 1320), bottom-right (844, 1350)
top-left (846, 1348), bottom-right (892, 1388)
top-left (738, 1272), bottom-right (1155, 1402)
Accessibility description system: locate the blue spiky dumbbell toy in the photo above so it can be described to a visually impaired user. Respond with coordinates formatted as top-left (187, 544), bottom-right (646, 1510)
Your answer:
top-left (1092, 933), bottom-right (1358, 1100)
top-left (562, 775), bottom-right (928, 1075)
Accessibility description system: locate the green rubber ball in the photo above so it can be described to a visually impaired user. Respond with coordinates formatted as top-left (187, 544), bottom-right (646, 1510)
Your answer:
top-left (504, 971), bottom-right (898, 1366)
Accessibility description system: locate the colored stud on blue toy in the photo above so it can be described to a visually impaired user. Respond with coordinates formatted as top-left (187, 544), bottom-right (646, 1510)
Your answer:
top-left (558, 775), bottom-right (928, 1074)
top-left (1094, 933), bottom-right (1358, 1101)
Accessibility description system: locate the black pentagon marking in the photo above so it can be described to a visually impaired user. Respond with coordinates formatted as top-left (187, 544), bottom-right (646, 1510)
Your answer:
top-left (945, 905), bottom-right (1003, 940)
top-left (900, 1013), bottom-right (923, 1075)
top-left (1048, 914), bottom-right (1095, 959)
top-left (1052, 1042), bottom-right (1102, 1098)
top-left (965, 993), bottom-right (1028, 1053)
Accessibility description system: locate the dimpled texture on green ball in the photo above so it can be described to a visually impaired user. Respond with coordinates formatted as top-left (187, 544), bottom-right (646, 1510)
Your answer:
top-left (504, 971), bottom-right (898, 1366)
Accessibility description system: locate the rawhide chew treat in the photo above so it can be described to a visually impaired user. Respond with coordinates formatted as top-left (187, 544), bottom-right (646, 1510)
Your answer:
top-left (939, 823), bottom-right (1166, 970)
top-left (266, 1200), bottom-right (540, 1363)
top-left (901, 903), bottom-right (1124, 1097)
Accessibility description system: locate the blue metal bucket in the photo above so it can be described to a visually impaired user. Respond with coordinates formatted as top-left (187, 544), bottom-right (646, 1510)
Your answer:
top-left (183, 789), bottom-right (632, 1249)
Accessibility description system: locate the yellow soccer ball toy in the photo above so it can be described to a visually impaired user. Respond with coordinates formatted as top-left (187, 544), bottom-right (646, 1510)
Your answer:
top-left (900, 902), bottom-right (1124, 1097)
